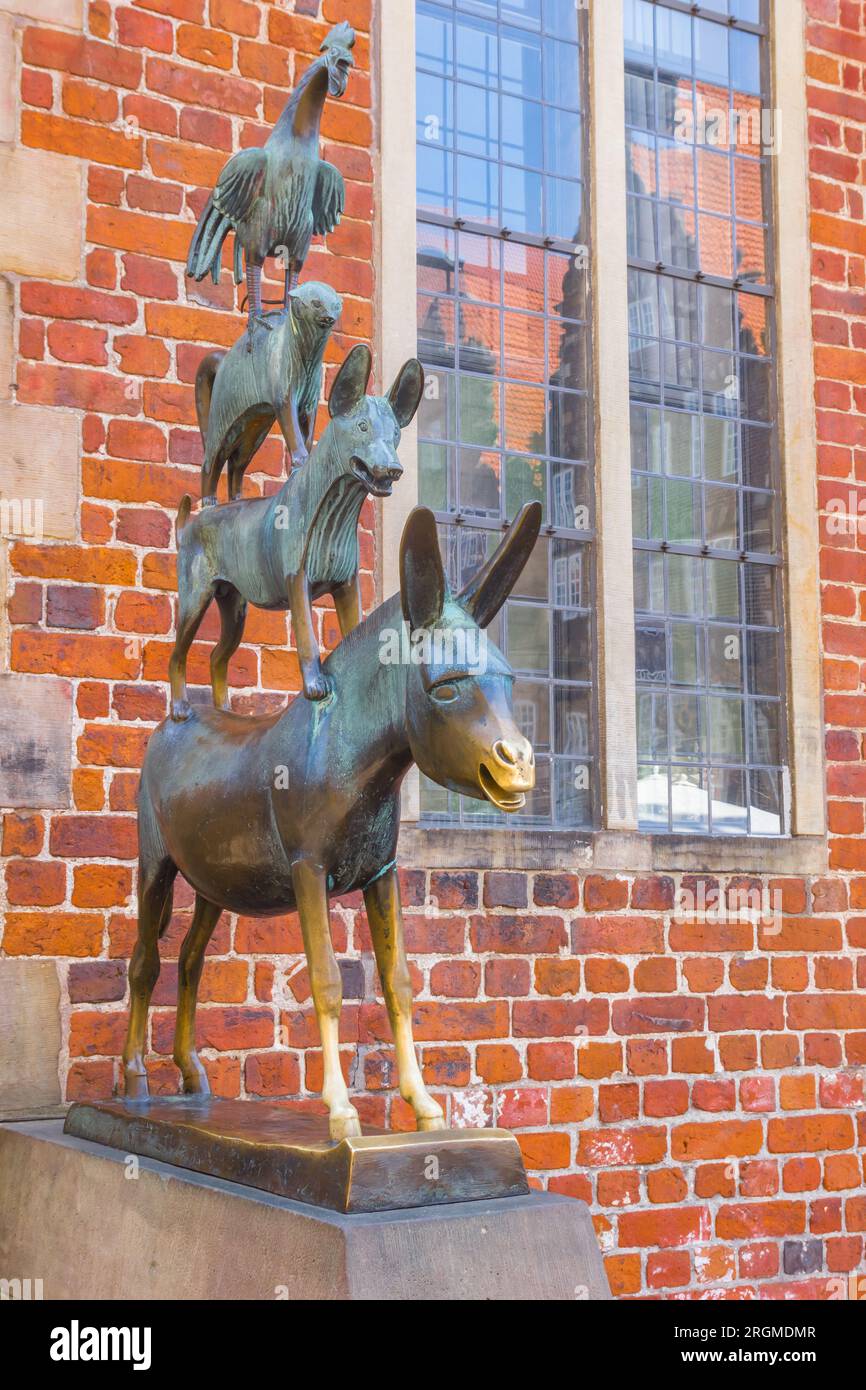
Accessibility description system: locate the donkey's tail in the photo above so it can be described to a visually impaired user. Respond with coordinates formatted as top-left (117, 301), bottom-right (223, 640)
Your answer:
top-left (176, 494), bottom-right (192, 543)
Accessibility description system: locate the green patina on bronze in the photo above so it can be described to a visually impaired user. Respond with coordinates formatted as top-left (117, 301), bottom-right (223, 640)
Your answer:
top-left (186, 21), bottom-right (355, 344)
top-left (122, 503), bottom-right (541, 1141)
top-left (169, 344), bottom-right (423, 713)
top-left (112, 12), bottom-right (546, 1168)
top-left (195, 283), bottom-right (343, 505)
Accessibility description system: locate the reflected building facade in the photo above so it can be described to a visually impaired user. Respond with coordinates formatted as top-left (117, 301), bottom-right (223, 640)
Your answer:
top-left (415, 0), bottom-right (596, 828)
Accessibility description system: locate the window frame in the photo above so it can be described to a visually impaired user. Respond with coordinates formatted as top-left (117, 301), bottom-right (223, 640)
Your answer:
top-left (378, 0), bottom-right (825, 870)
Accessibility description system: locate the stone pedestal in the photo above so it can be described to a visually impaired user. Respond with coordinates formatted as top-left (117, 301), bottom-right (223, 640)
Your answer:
top-left (0, 1119), bottom-right (611, 1301)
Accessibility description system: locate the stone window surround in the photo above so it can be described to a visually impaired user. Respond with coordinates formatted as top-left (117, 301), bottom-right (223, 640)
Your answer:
top-left (382, 0), bottom-right (823, 874)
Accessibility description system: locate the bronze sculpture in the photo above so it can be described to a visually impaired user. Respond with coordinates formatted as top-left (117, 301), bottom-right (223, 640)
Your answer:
top-left (122, 503), bottom-right (540, 1141)
top-left (194, 281), bottom-right (342, 505)
top-left (169, 344), bottom-right (422, 713)
top-left (124, 12), bottom-right (543, 1161)
top-left (185, 21), bottom-right (354, 345)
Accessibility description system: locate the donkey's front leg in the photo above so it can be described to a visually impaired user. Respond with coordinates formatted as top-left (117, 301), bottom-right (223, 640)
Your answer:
top-left (364, 867), bottom-right (446, 1132)
top-left (292, 859), bottom-right (360, 1141)
top-left (173, 894), bottom-right (223, 1093)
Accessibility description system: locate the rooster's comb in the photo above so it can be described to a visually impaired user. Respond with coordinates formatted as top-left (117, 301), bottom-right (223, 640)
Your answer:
top-left (321, 21), bottom-right (355, 53)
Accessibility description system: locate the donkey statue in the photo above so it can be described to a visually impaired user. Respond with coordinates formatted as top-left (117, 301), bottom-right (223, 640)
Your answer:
top-left (122, 502), bottom-right (541, 1140)
top-left (170, 343), bottom-right (421, 715)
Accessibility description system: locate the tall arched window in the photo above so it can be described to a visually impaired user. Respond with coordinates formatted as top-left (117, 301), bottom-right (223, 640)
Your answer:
top-left (414, 0), bottom-right (597, 829)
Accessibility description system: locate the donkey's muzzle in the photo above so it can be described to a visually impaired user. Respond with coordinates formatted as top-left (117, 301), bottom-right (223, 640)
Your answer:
top-left (479, 736), bottom-right (535, 812)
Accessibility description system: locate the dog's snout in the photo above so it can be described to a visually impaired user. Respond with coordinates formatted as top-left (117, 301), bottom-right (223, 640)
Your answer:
top-left (372, 460), bottom-right (403, 482)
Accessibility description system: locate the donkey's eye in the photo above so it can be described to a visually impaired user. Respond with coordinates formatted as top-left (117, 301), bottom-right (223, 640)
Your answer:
top-left (358, 420), bottom-right (369, 432)
top-left (431, 683), bottom-right (459, 703)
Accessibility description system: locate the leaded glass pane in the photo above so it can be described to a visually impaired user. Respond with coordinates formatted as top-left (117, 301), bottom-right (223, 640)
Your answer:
top-left (629, 0), bottom-right (785, 836)
top-left (417, 0), bottom-right (594, 828)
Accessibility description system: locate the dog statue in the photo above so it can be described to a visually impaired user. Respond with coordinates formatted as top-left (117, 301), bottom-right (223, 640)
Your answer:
top-left (169, 344), bottom-right (423, 714)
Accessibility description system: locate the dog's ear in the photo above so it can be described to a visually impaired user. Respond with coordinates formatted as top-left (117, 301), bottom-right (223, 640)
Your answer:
top-left (329, 344), bottom-right (372, 418)
top-left (388, 359), bottom-right (424, 428)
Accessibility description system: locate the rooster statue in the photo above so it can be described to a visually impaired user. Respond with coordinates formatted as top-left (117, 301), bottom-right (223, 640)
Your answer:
top-left (186, 21), bottom-right (355, 347)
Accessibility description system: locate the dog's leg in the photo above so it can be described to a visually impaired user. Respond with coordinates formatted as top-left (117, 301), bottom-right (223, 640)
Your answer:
top-left (333, 574), bottom-right (362, 638)
top-left (288, 571), bottom-right (330, 701)
top-left (210, 586), bottom-right (247, 711)
top-left (169, 577), bottom-right (215, 721)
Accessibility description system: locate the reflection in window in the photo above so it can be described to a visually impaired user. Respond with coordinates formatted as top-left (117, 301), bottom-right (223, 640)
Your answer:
top-left (416, 0), bottom-right (595, 828)
top-left (626, 0), bottom-right (786, 836)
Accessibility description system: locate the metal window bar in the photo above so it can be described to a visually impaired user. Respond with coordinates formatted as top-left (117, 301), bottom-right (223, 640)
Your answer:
top-left (416, 0), bottom-right (598, 829)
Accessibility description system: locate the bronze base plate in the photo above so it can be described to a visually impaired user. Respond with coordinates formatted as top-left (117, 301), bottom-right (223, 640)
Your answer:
top-left (63, 1098), bottom-right (530, 1215)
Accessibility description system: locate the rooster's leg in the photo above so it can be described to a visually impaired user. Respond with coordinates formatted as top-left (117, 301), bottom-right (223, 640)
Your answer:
top-left (283, 263), bottom-right (301, 311)
top-left (245, 261), bottom-right (272, 351)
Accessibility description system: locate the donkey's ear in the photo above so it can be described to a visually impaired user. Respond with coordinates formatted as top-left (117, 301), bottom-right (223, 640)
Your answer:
top-left (388, 359), bottom-right (424, 428)
top-left (458, 501), bottom-right (542, 629)
top-left (328, 343), bottom-right (372, 417)
top-left (400, 506), bottom-right (447, 630)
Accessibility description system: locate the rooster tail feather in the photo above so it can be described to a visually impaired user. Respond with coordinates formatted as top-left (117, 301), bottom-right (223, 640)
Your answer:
top-left (198, 212), bottom-right (232, 286)
top-left (187, 196), bottom-right (232, 284)
top-left (186, 196), bottom-right (215, 278)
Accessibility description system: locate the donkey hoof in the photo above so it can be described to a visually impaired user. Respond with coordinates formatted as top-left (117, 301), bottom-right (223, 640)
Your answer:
top-left (178, 1056), bottom-right (210, 1095)
top-left (417, 1113), bottom-right (447, 1133)
top-left (124, 1070), bottom-right (149, 1100)
top-left (328, 1109), bottom-right (362, 1141)
top-left (170, 697), bottom-right (194, 722)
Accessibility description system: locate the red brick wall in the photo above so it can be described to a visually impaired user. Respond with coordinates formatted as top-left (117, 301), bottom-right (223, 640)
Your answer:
top-left (2, 0), bottom-right (865, 1300)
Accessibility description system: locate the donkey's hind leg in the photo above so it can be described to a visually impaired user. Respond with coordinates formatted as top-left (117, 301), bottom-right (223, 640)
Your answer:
top-left (173, 893), bottom-right (223, 1093)
top-left (122, 854), bottom-right (177, 1099)
top-left (210, 585), bottom-right (247, 712)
